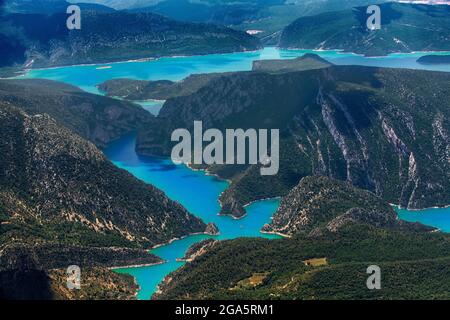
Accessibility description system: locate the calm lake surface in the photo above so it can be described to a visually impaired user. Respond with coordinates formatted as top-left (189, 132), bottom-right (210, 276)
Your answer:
top-left (24, 47), bottom-right (450, 299)
top-left (22, 47), bottom-right (450, 94)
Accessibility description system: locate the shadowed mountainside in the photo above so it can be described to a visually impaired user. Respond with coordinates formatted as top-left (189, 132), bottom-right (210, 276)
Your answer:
top-left (0, 79), bottom-right (153, 147)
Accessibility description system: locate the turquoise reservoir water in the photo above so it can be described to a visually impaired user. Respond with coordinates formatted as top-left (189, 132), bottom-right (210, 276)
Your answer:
top-left (104, 134), bottom-right (280, 300)
top-left (22, 47), bottom-right (450, 299)
top-left (395, 206), bottom-right (450, 233)
top-left (21, 47), bottom-right (450, 94)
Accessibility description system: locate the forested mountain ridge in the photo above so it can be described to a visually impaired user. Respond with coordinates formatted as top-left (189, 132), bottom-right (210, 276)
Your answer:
top-left (97, 55), bottom-right (333, 101)
top-left (280, 3), bottom-right (450, 56)
top-left (127, 0), bottom-right (387, 44)
top-left (0, 9), bottom-right (261, 68)
top-left (136, 60), bottom-right (450, 217)
top-left (262, 176), bottom-right (422, 236)
top-left (0, 103), bottom-right (207, 249)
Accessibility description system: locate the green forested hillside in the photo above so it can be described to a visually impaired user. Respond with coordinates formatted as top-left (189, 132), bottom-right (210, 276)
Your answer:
top-left (280, 3), bottom-right (450, 56)
top-left (98, 54), bottom-right (332, 100)
top-left (155, 176), bottom-right (444, 300)
top-left (252, 53), bottom-right (333, 73)
top-left (0, 10), bottom-right (260, 68)
top-left (155, 224), bottom-right (450, 300)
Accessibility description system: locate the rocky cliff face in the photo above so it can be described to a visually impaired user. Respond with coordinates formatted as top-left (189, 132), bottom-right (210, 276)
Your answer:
top-left (0, 79), bottom-right (153, 148)
top-left (1, 10), bottom-right (261, 68)
top-left (204, 223), bottom-right (220, 236)
top-left (136, 63), bottom-right (450, 216)
top-left (48, 267), bottom-right (139, 300)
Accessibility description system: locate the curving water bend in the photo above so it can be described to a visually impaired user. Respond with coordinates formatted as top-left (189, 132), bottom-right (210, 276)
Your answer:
top-left (103, 134), bottom-right (280, 299)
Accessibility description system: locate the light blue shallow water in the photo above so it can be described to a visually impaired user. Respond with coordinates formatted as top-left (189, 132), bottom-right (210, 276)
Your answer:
top-left (104, 134), bottom-right (280, 300)
top-left (22, 46), bottom-right (450, 299)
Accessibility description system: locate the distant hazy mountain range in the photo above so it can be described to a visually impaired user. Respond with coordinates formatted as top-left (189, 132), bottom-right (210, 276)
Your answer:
top-left (69, 0), bottom-right (162, 10)
top-left (3, 0), bottom-right (115, 13)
